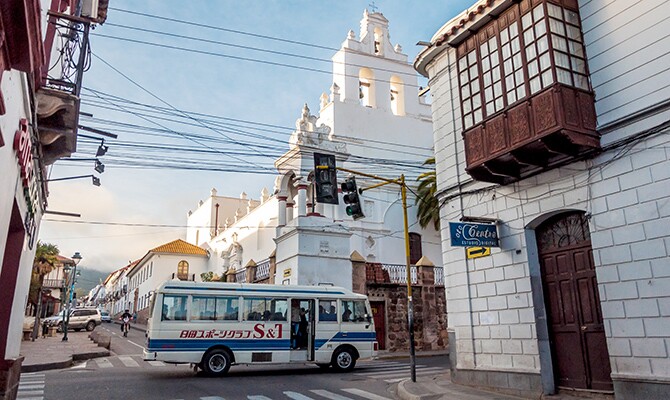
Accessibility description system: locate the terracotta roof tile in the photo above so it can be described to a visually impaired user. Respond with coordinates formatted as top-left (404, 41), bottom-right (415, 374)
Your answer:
top-left (150, 239), bottom-right (207, 256)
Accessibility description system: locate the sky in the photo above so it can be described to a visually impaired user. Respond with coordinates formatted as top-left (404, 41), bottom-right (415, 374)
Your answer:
top-left (39, 0), bottom-right (474, 274)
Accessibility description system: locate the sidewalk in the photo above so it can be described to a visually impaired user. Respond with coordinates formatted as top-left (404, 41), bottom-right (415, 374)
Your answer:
top-left (19, 331), bottom-right (110, 372)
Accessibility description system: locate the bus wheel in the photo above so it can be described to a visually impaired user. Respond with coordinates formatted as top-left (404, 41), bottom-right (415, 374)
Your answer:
top-left (202, 349), bottom-right (231, 377)
top-left (332, 348), bottom-right (356, 372)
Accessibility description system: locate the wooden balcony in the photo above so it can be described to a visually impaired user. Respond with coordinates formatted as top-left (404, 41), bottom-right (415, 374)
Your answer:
top-left (463, 84), bottom-right (599, 184)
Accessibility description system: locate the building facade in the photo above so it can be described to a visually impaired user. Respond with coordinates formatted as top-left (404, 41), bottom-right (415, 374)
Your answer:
top-left (0, 1), bottom-right (107, 398)
top-left (415, 0), bottom-right (670, 398)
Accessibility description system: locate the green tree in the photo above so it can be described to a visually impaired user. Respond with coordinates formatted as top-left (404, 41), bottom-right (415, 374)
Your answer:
top-left (415, 157), bottom-right (440, 231)
top-left (200, 271), bottom-right (223, 282)
top-left (29, 242), bottom-right (60, 307)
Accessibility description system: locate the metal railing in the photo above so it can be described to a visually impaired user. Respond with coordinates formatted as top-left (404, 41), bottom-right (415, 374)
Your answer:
top-left (381, 264), bottom-right (418, 285)
top-left (42, 278), bottom-right (65, 288)
top-left (434, 267), bottom-right (444, 286)
top-left (255, 259), bottom-right (271, 281)
top-left (235, 269), bottom-right (246, 283)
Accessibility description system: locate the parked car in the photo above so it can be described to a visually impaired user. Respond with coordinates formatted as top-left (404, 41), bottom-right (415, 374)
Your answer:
top-left (47, 308), bottom-right (102, 332)
top-left (100, 311), bottom-right (111, 323)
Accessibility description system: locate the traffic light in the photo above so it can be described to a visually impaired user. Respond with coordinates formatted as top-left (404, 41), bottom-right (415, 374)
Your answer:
top-left (341, 176), bottom-right (365, 220)
top-left (313, 153), bottom-right (338, 204)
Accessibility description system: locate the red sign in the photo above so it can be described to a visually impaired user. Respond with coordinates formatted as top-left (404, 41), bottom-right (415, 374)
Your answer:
top-left (13, 119), bottom-right (34, 187)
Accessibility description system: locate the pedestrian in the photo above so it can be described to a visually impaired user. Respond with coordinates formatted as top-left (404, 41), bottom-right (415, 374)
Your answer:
top-left (132, 311), bottom-right (137, 323)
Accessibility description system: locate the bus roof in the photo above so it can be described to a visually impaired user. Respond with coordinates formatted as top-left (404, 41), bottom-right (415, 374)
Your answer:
top-left (155, 280), bottom-right (367, 299)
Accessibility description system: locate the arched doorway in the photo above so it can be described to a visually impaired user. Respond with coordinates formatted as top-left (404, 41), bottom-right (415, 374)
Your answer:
top-left (535, 211), bottom-right (612, 391)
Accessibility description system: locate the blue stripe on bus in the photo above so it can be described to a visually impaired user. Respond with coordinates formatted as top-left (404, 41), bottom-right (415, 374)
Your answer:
top-left (162, 286), bottom-right (346, 295)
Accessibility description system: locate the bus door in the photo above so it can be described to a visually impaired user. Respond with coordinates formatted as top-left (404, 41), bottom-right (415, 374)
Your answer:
top-left (290, 299), bottom-right (315, 361)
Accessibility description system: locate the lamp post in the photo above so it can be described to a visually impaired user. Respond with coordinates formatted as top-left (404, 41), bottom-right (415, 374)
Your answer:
top-left (62, 252), bottom-right (82, 341)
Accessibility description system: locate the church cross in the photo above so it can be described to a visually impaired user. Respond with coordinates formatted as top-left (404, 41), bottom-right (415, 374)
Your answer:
top-left (368, 1), bottom-right (379, 13)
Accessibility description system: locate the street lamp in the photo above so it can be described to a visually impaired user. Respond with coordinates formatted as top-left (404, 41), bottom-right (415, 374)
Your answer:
top-left (62, 252), bottom-right (82, 341)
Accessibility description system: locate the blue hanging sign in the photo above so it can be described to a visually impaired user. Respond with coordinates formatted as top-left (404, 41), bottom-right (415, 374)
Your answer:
top-left (449, 222), bottom-right (499, 247)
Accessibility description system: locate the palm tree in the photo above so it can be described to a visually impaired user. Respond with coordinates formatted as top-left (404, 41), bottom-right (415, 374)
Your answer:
top-left (415, 157), bottom-right (440, 231)
top-left (29, 242), bottom-right (60, 308)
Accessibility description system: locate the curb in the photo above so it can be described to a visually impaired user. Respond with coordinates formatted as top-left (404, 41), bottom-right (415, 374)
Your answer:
top-left (396, 379), bottom-right (442, 400)
top-left (376, 352), bottom-right (449, 361)
top-left (21, 359), bottom-right (72, 373)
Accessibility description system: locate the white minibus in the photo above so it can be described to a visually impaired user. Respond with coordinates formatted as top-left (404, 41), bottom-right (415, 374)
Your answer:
top-left (143, 281), bottom-right (378, 376)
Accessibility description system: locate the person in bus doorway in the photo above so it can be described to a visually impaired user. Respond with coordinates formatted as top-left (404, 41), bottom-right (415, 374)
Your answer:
top-left (342, 304), bottom-right (352, 322)
top-left (298, 308), bottom-right (308, 349)
top-left (291, 301), bottom-right (300, 349)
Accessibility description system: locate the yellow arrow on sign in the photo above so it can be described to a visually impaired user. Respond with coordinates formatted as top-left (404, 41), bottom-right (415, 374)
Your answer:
top-left (466, 247), bottom-right (491, 259)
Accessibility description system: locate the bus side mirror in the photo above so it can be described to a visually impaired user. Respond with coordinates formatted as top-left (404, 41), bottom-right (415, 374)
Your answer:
top-left (365, 314), bottom-right (372, 323)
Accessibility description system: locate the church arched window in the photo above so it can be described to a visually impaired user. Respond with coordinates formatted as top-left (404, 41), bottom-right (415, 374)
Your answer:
top-left (374, 27), bottom-right (383, 55)
top-left (359, 68), bottom-right (375, 107)
top-left (390, 75), bottom-right (405, 116)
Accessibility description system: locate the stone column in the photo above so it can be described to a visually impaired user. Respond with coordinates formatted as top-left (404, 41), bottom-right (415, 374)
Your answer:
top-left (277, 196), bottom-right (287, 227)
top-left (269, 249), bottom-right (277, 284)
top-left (286, 202), bottom-right (294, 222)
top-left (225, 268), bottom-right (236, 283)
top-left (245, 259), bottom-right (257, 283)
top-left (296, 183), bottom-right (308, 217)
top-left (416, 256), bottom-right (444, 351)
top-left (351, 251), bottom-right (367, 295)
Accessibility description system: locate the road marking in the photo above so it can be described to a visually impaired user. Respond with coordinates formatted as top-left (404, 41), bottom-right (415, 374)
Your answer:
top-left (125, 339), bottom-right (146, 351)
top-left (340, 389), bottom-right (390, 400)
top-left (118, 355), bottom-right (140, 367)
top-left (309, 390), bottom-right (353, 400)
top-left (200, 397), bottom-right (226, 400)
top-left (16, 397), bottom-right (44, 400)
top-left (147, 360), bottom-right (165, 367)
top-left (18, 384), bottom-right (44, 389)
top-left (96, 358), bottom-right (114, 368)
top-left (284, 391), bottom-right (315, 400)
top-left (248, 396), bottom-right (273, 400)
top-left (15, 390), bottom-right (43, 396)
top-left (70, 361), bottom-right (88, 369)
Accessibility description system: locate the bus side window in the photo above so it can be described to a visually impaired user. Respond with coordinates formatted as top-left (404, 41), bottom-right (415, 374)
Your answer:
top-left (342, 300), bottom-right (367, 323)
top-left (163, 295), bottom-right (188, 321)
top-left (319, 300), bottom-right (337, 322)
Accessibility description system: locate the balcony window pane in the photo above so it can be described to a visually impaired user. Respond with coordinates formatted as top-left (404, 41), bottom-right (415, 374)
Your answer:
top-left (480, 42), bottom-right (489, 55)
top-left (528, 60), bottom-right (539, 77)
top-left (490, 51), bottom-right (499, 67)
top-left (469, 65), bottom-right (478, 77)
top-left (548, 3), bottom-right (563, 19)
top-left (510, 23), bottom-right (518, 38)
top-left (572, 57), bottom-right (586, 74)
top-left (517, 85), bottom-right (526, 99)
top-left (537, 36), bottom-right (549, 54)
top-left (472, 93), bottom-right (481, 108)
top-left (461, 84), bottom-right (470, 99)
top-left (569, 41), bottom-right (584, 57)
top-left (539, 52), bottom-right (551, 71)
top-left (504, 59), bottom-right (513, 74)
top-left (471, 80), bottom-right (480, 94)
top-left (482, 56), bottom-right (491, 71)
top-left (507, 91), bottom-right (517, 104)
top-left (474, 109), bottom-right (483, 124)
top-left (502, 44), bottom-right (511, 59)
top-left (542, 69), bottom-right (554, 86)
top-left (492, 67), bottom-right (501, 81)
top-left (495, 96), bottom-right (504, 111)
top-left (526, 45), bottom-right (537, 60)
top-left (506, 75), bottom-right (515, 89)
top-left (493, 81), bottom-right (502, 95)
top-left (567, 25), bottom-right (581, 40)
top-left (549, 19), bottom-right (565, 36)
top-left (483, 71), bottom-right (492, 86)
top-left (460, 71), bottom-right (469, 83)
top-left (513, 53), bottom-right (522, 70)
top-left (557, 68), bottom-right (572, 85)
top-left (555, 51), bottom-right (570, 69)
top-left (553, 34), bottom-right (568, 52)
top-left (468, 51), bottom-right (477, 64)
top-left (462, 98), bottom-right (472, 113)
top-left (522, 13), bottom-right (532, 30)
top-left (484, 87), bottom-right (493, 101)
top-left (486, 102), bottom-right (495, 115)
top-left (535, 21), bottom-right (547, 38)
top-left (565, 10), bottom-right (580, 26)
top-left (501, 29), bottom-right (509, 43)
top-left (464, 114), bottom-right (473, 129)
top-left (511, 37), bottom-right (520, 54)
top-left (515, 69), bottom-right (525, 85)
top-left (459, 57), bottom-right (467, 70)
top-left (530, 77), bottom-right (541, 94)
top-left (488, 36), bottom-right (498, 49)
top-left (574, 74), bottom-right (589, 90)
top-left (524, 28), bottom-right (535, 45)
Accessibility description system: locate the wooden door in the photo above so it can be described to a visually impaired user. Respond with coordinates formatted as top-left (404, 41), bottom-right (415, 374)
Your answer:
top-left (537, 212), bottom-right (612, 391)
top-left (370, 301), bottom-right (386, 350)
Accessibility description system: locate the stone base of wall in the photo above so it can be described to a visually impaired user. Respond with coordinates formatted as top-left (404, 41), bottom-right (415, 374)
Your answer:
top-left (451, 368), bottom-right (543, 399)
top-left (0, 357), bottom-right (24, 400)
top-left (613, 377), bottom-right (670, 400)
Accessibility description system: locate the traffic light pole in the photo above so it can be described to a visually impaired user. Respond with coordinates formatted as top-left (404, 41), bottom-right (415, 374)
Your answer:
top-left (336, 167), bottom-right (417, 382)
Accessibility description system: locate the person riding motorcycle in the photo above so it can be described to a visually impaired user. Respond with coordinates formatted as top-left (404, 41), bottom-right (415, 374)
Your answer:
top-left (120, 309), bottom-right (132, 337)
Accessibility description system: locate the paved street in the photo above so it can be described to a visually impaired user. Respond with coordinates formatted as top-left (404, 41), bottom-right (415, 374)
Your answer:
top-left (18, 326), bottom-right (449, 400)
